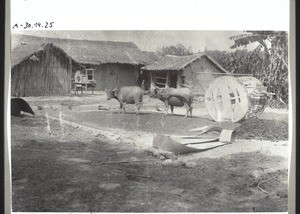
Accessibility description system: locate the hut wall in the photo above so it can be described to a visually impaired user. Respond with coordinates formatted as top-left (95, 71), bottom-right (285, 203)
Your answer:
top-left (94, 64), bottom-right (139, 90)
top-left (182, 58), bottom-right (225, 95)
top-left (93, 64), bottom-right (107, 90)
top-left (11, 45), bottom-right (72, 97)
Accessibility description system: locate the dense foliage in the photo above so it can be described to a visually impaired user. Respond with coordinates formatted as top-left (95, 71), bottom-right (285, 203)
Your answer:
top-left (230, 31), bottom-right (288, 107)
top-left (205, 31), bottom-right (288, 107)
top-left (157, 43), bottom-right (193, 56)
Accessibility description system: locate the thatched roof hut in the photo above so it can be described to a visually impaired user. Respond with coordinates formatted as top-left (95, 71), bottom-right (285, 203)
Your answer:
top-left (142, 53), bottom-right (228, 73)
top-left (141, 53), bottom-right (228, 95)
top-left (11, 34), bottom-right (154, 96)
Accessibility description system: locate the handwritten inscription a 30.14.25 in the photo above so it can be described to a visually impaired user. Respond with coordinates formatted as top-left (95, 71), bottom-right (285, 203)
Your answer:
top-left (12, 22), bottom-right (54, 29)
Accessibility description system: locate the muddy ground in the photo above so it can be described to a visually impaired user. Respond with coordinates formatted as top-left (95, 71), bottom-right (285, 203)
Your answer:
top-left (11, 93), bottom-right (289, 212)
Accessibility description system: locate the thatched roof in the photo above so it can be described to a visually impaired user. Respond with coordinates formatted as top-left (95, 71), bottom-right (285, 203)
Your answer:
top-left (141, 53), bottom-right (228, 73)
top-left (142, 51), bottom-right (162, 64)
top-left (11, 34), bottom-right (148, 67)
top-left (204, 54), bottom-right (229, 73)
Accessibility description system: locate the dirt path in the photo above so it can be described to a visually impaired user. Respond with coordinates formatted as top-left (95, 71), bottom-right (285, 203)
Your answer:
top-left (10, 95), bottom-right (290, 212)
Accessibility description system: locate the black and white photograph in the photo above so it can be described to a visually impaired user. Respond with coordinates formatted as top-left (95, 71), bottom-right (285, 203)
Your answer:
top-left (9, 30), bottom-right (290, 212)
top-left (6, 0), bottom-right (293, 213)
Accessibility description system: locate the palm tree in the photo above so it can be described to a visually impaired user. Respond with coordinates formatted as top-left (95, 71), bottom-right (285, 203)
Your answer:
top-left (230, 31), bottom-right (288, 67)
top-left (230, 31), bottom-right (289, 106)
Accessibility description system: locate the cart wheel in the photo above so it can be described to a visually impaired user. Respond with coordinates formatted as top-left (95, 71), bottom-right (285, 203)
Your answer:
top-left (205, 76), bottom-right (249, 122)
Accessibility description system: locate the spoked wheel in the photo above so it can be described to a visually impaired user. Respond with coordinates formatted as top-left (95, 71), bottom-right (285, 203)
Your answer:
top-left (205, 76), bottom-right (270, 122)
top-left (205, 76), bottom-right (249, 122)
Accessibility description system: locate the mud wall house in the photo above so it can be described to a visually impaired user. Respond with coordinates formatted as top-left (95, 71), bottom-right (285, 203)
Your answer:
top-left (11, 34), bottom-right (149, 96)
top-left (141, 53), bottom-right (228, 95)
top-left (90, 42), bottom-right (149, 91)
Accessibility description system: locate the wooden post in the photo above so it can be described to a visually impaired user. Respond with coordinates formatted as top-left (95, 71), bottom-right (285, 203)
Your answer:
top-left (166, 71), bottom-right (170, 88)
top-left (176, 71), bottom-right (182, 88)
top-left (85, 69), bottom-right (88, 94)
top-left (68, 56), bottom-right (72, 95)
top-left (149, 72), bottom-right (155, 91)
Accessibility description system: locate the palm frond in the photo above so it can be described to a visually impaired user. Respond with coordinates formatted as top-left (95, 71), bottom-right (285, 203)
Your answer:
top-left (229, 34), bottom-right (253, 41)
top-left (246, 31), bottom-right (275, 36)
top-left (230, 34), bottom-right (267, 49)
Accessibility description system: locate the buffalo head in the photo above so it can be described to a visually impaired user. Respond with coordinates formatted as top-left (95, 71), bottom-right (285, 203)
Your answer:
top-left (149, 86), bottom-right (162, 98)
top-left (105, 88), bottom-right (119, 100)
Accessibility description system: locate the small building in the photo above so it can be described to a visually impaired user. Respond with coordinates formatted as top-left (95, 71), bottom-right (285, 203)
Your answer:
top-left (11, 34), bottom-right (149, 96)
top-left (11, 41), bottom-right (77, 97)
top-left (141, 53), bottom-right (228, 95)
top-left (138, 51), bottom-right (162, 91)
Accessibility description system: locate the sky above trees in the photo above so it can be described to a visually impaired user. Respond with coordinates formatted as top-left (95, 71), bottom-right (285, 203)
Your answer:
top-left (13, 30), bottom-right (259, 52)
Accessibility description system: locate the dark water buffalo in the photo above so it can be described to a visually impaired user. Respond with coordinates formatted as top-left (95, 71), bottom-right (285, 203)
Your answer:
top-left (11, 98), bottom-right (35, 117)
top-left (105, 86), bottom-right (143, 115)
top-left (152, 87), bottom-right (194, 117)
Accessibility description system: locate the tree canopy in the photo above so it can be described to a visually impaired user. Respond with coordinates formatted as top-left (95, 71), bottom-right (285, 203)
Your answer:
top-left (157, 43), bottom-right (193, 56)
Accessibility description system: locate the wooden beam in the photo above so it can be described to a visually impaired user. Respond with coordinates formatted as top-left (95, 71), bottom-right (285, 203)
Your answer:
top-left (156, 77), bottom-right (168, 80)
top-left (149, 72), bottom-right (155, 91)
top-left (176, 71), bottom-right (182, 88)
top-left (85, 69), bottom-right (88, 94)
top-left (192, 72), bottom-right (253, 76)
top-left (166, 71), bottom-right (170, 88)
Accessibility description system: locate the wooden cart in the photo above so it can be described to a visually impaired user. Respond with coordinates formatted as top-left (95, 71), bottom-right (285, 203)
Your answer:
top-left (73, 69), bottom-right (97, 95)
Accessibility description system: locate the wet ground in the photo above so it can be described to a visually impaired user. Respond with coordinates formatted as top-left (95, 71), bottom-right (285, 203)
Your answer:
top-left (10, 94), bottom-right (289, 212)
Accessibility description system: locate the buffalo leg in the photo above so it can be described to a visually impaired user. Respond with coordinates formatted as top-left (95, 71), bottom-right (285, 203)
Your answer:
top-left (136, 103), bottom-right (141, 115)
top-left (170, 106), bottom-right (174, 115)
top-left (189, 106), bottom-right (193, 117)
top-left (183, 103), bottom-right (189, 117)
top-left (123, 102), bottom-right (127, 113)
top-left (164, 101), bottom-right (169, 115)
top-left (119, 103), bottom-right (124, 113)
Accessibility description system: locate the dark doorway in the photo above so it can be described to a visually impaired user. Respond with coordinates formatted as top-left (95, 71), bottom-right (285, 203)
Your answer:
top-left (138, 71), bottom-right (150, 91)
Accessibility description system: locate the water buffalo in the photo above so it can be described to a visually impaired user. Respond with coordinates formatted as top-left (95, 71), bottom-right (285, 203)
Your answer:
top-left (152, 87), bottom-right (194, 117)
top-left (105, 86), bottom-right (143, 115)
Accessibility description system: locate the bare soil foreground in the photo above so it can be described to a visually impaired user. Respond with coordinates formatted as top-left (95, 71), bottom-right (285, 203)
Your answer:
top-left (11, 93), bottom-right (289, 212)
